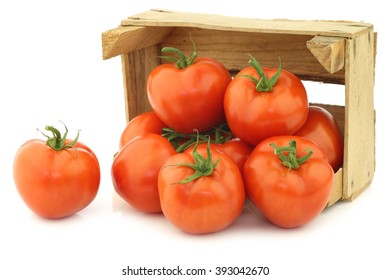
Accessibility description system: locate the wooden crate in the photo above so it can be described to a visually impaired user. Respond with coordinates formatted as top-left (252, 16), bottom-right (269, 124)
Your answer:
top-left (101, 9), bottom-right (376, 206)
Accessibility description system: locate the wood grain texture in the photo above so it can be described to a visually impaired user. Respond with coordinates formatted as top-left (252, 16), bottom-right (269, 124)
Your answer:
top-left (102, 25), bottom-right (172, 59)
top-left (307, 36), bottom-right (345, 74)
top-left (122, 9), bottom-right (372, 38)
top-left (343, 30), bottom-right (376, 200)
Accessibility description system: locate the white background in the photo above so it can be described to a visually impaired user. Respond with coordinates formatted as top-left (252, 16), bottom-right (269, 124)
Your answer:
top-left (1, 1), bottom-right (388, 279)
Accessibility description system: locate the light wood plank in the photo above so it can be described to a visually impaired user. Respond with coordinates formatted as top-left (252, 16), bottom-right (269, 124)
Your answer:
top-left (122, 9), bottom-right (373, 38)
top-left (102, 25), bottom-right (172, 59)
top-left (307, 36), bottom-right (345, 74)
top-left (327, 168), bottom-right (343, 206)
top-left (343, 30), bottom-right (375, 199)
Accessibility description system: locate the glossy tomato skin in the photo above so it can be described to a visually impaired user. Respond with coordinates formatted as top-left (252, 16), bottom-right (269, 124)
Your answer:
top-left (244, 136), bottom-right (334, 228)
top-left (119, 112), bottom-right (166, 149)
top-left (112, 133), bottom-right (176, 213)
top-left (147, 57), bottom-right (232, 134)
top-left (294, 106), bottom-right (343, 172)
top-left (158, 146), bottom-right (245, 234)
top-left (224, 67), bottom-right (308, 146)
top-left (13, 140), bottom-right (100, 219)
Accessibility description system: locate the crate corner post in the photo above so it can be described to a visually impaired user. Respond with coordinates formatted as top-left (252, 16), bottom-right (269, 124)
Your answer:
top-left (343, 28), bottom-right (376, 200)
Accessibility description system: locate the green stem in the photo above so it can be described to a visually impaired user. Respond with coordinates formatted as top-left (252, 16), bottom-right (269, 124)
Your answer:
top-left (240, 55), bottom-right (282, 92)
top-left (38, 122), bottom-right (80, 151)
top-left (160, 35), bottom-right (198, 69)
top-left (174, 136), bottom-right (220, 184)
top-left (162, 123), bottom-right (232, 153)
top-left (270, 140), bottom-right (313, 170)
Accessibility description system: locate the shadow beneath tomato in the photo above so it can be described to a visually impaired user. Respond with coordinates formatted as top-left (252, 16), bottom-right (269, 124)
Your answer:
top-left (29, 213), bottom-right (86, 228)
top-left (227, 199), bottom-right (276, 231)
top-left (28, 212), bottom-right (86, 225)
top-left (111, 190), bottom-right (162, 216)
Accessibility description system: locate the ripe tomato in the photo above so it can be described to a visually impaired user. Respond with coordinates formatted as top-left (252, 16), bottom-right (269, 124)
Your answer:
top-left (158, 143), bottom-right (245, 234)
top-left (112, 133), bottom-right (176, 213)
top-left (147, 47), bottom-right (231, 134)
top-left (224, 57), bottom-right (308, 146)
top-left (294, 105), bottom-right (343, 171)
top-left (13, 125), bottom-right (100, 219)
top-left (244, 135), bottom-right (334, 228)
top-left (119, 112), bottom-right (166, 149)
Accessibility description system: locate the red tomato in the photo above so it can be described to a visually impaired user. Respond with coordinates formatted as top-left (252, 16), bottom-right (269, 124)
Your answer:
top-left (158, 144), bottom-right (245, 234)
top-left (224, 58), bottom-right (308, 146)
top-left (112, 133), bottom-right (176, 213)
top-left (147, 55), bottom-right (231, 134)
top-left (244, 135), bottom-right (334, 228)
top-left (13, 125), bottom-right (100, 219)
top-left (294, 106), bottom-right (343, 171)
top-left (119, 112), bottom-right (166, 149)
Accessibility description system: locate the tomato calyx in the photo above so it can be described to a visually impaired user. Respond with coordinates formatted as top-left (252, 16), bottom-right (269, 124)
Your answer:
top-left (240, 55), bottom-right (282, 92)
top-left (160, 37), bottom-right (197, 69)
top-left (173, 136), bottom-right (221, 184)
top-left (270, 140), bottom-right (313, 170)
top-left (38, 122), bottom-right (80, 151)
top-left (162, 123), bottom-right (232, 152)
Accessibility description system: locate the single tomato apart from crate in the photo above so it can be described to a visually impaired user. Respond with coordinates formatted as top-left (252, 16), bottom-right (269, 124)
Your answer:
top-left (13, 124), bottom-right (100, 219)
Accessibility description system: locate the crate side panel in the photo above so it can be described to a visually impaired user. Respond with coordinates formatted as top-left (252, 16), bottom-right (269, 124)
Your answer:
top-left (121, 46), bottom-right (160, 122)
top-left (343, 30), bottom-right (375, 199)
top-left (161, 27), bottom-right (345, 84)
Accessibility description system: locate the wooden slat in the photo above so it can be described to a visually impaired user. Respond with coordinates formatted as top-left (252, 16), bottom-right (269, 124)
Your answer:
top-left (343, 30), bottom-right (376, 199)
top-left (122, 9), bottom-right (373, 38)
top-left (327, 168), bottom-right (343, 206)
top-left (307, 36), bottom-right (345, 74)
top-left (102, 25), bottom-right (173, 59)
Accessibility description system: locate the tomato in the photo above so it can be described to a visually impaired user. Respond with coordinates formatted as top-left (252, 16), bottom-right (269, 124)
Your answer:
top-left (244, 135), bottom-right (334, 228)
top-left (112, 133), bottom-right (176, 213)
top-left (147, 46), bottom-right (231, 134)
top-left (224, 57), bottom-right (308, 146)
top-left (158, 143), bottom-right (245, 234)
top-left (119, 112), bottom-right (166, 149)
top-left (294, 105), bottom-right (343, 171)
top-left (13, 124), bottom-right (100, 219)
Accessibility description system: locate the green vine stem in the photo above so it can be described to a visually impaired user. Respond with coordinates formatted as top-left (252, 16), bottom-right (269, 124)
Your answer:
top-left (162, 123), bottom-right (232, 153)
top-left (240, 55), bottom-right (282, 92)
top-left (38, 122), bottom-right (80, 151)
top-left (270, 140), bottom-right (313, 170)
top-left (174, 136), bottom-right (220, 184)
top-left (159, 35), bottom-right (198, 69)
